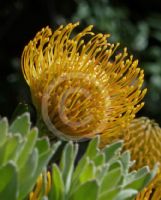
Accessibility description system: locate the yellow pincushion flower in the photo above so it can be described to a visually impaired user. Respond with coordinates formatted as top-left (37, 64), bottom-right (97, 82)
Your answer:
top-left (123, 117), bottom-right (161, 170)
top-left (29, 172), bottom-right (51, 200)
top-left (21, 22), bottom-right (146, 143)
top-left (122, 117), bottom-right (161, 200)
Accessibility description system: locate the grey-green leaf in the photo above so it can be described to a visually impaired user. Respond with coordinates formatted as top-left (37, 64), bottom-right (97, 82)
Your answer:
top-left (0, 162), bottom-right (18, 200)
top-left (60, 142), bottom-right (78, 193)
top-left (0, 118), bottom-right (8, 146)
top-left (10, 113), bottom-right (31, 136)
top-left (100, 167), bottom-right (122, 194)
top-left (103, 140), bottom-right (123, 162)
top-left (70, 180), bottom-right (98, 200)
top-left (50, 164), bottom-right (64, 200)
top-left (114, 189), bottom-right (138, 200)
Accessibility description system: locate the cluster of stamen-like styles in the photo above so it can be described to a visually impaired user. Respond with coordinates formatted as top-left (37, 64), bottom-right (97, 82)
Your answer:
top-left (123, 117), bottom-right (161, 170)
top-left (29, 172), bottom-right (51, 200)
top-left (22, 22), bottom-right (146, 144)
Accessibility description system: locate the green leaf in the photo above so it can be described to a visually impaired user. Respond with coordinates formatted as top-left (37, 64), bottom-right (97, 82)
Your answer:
top-left (84, 136), bottom-right (100, 159)
top-left (70, 180), bottom-right (98, 200)
top-left (125, 166), bottom-right (155, 192)
top-left (114, 189), bottom-right (138, 200)
top-left (133, 167), bottom-right (150, 180)
top-left (72, 137), bottom-right (99, 183)
top-left (100, 166), bottom-right (122, 194)
top-left (17, 128), bottom-right (38, 169)
top-left (103, 140), bottom-right (123, 162)
top-left (119, 151), bottom-right (131, 175)
top-left (108, 160), bottom-right (123, 171)
top-left (125, 171), bottom-right (137, 185)
top-left (36, 137), bottom-right (50, 154)
top-left (0, 134), bottom-right (21, 165)
top-left (0, 112), bottom-right (61, 200)
top-left (79, 159), bottom-right (96, 184)
top-left (18, 149), bottom-right (38, 199)
top-left (60, 142), bottom-right (78, 193)
top-left (10, 113), bottom-right (31, 136)
top-left (10, 103), bottom-right (29, 123)
top-left (147, 164), bottom-right (158, 183)
top-left (0, 162), bottom-right (18, 200)
top-left (0, 118), bottom-right (8, 146)
top-left (18, 139), bottom-right (60, 199)
top-left (99, 188), bottom-right (121, 200)
top-left (50, 164), bottom-right (64, 200)
top-left (71, 157), bottom-right (89, 193)
top-left (36, 149), bottom-right (54, 178)
top-left (95, 164), bottom-right (109, 182)
top-left (46, 137), bottom-right (157, 200)
top-left (93, 153), bottom-right (105, 166)
top-left (51, 141), bottom-right (62, 155)
top-left (72, 156), bottom-right (86, 183)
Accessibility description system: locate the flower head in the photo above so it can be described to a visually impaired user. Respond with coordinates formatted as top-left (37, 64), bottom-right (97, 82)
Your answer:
top-left (21, 22), bottom-right (146, 143)
top-left (123, 117), bottom-right (161, 170)
top-left (121, 117), bottom-right (161, 200)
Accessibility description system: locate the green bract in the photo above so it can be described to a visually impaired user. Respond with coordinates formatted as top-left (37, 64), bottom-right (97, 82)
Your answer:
top-left (0, 113), bottom-right (60, 200)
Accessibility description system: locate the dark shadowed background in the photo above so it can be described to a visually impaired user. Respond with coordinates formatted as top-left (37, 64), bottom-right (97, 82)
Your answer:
top-left (0, 0), bottom-right (161, 125)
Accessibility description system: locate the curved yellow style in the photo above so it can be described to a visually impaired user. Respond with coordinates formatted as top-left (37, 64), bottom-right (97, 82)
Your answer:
top-left (29, 172), bottom-right (51, 200)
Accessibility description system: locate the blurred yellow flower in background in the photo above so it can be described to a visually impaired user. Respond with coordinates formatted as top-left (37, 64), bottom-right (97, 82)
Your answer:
top-left (21, 22), bottom-right (146, 144)
top-left (123, 117), bottom-right (161, 170)
top-left (122, 117), bottom-right (161, 200)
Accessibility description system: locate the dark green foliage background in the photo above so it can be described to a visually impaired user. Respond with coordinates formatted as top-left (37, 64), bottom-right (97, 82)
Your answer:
top-left (0, 0), bottom-right (161, 124)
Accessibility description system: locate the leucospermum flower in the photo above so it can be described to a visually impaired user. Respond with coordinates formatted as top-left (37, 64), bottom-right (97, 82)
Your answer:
top-left (123, 117), bottom-right (161, 170)
top-left (29, 172), bottom-right (51, 200)
top-left (123, 117), bottom-right (161, 200)
top-left (21, 22), bottom-right (146, 144)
